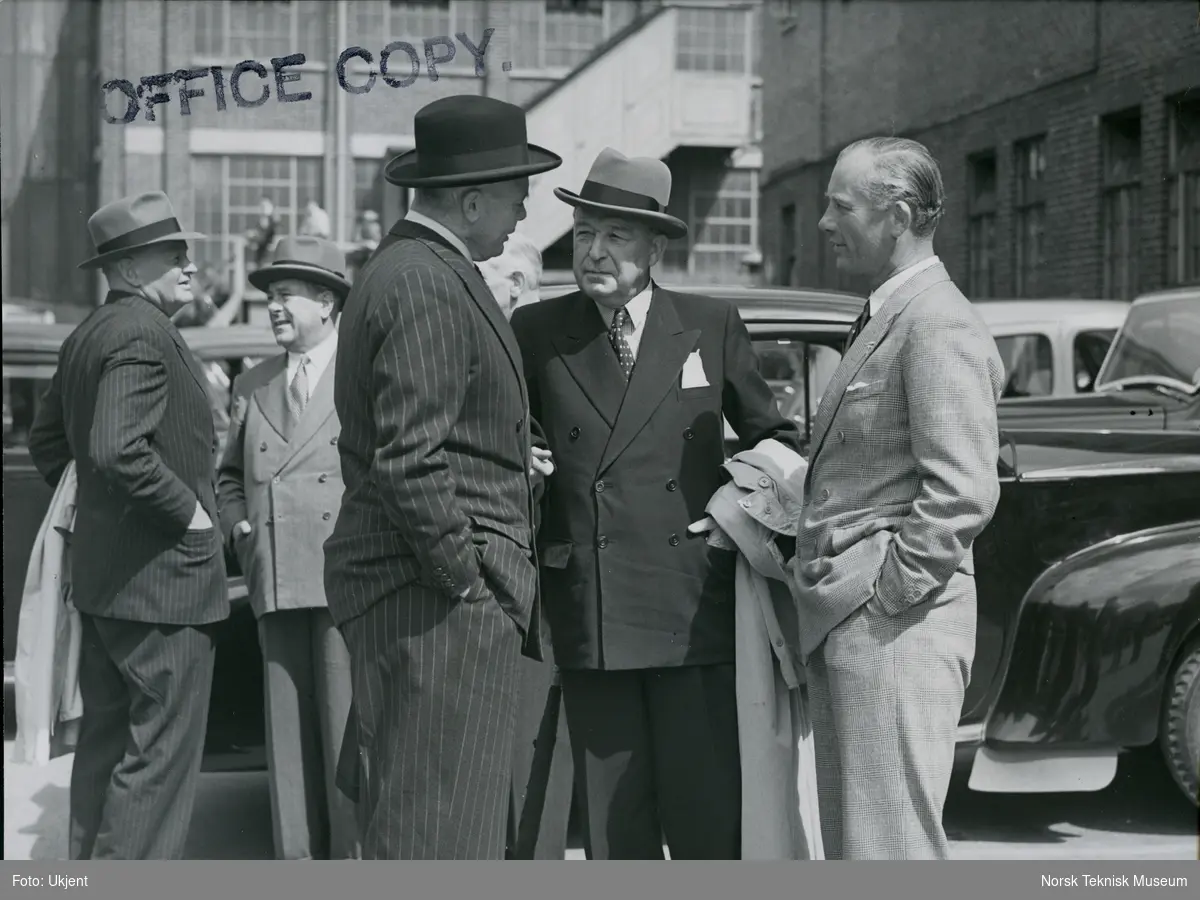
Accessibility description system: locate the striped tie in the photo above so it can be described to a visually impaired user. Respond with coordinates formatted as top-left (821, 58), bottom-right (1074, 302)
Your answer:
top-left (608, 307), bottom-right (635, 379)
top-left (287, 355), bottom-right (309, 427)
top-left (843, 303), bottom-right (872, 354)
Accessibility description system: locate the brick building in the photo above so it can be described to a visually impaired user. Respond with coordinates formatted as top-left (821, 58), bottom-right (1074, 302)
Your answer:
top-left (759, 0), bottom-right (1200, 301)
top-left (2, 0), bottom-right (767, 313)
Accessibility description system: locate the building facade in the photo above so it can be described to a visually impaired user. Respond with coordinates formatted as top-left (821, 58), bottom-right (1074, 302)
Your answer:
top-left (759, 0), bottom-right (1200, 301)
top-left (2, 0), bottom-right (766, 312)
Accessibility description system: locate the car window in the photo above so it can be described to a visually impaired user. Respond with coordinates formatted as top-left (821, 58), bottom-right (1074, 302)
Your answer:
top-left (751, 338), bottom-right (844, 433)
top-left (1072, 329), bottom-right (1116, 393)
top-left (1098, 296), bottom-right (1200, 389)
top-left (3, 374), bottom-right (52, 450)
top-left (994, 333), bottom-right (1054, 398)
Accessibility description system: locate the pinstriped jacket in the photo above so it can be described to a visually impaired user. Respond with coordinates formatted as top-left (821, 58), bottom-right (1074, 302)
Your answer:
top-left (323, 221), bottom-right (542, 658)
top-left (28, 292), bottom-right (228, 626)
top-left (791, 262), bottom-right (1005, 660)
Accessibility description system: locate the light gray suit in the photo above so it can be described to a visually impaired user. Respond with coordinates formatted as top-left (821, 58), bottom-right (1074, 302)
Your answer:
top-left (792, 261), bottom-right (1004, 859)
top-left (217, 349), bottom-right (358, 860)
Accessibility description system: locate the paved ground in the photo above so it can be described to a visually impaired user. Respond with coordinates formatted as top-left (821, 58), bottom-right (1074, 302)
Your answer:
top-left (6, 742), bottom-right (1196, 860)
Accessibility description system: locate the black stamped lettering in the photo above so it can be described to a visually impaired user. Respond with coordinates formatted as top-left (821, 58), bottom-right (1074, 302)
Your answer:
top-left (456, 29), bottom-right (494, 77)
top-left (337, 46), bottom-right (375, 95)
top-left (174, 67), bottom-right (208, 116)
top-left (380, 41), bottom-right (420, 88)
top-left (424, 36), bottom-right (456, 82)
top-left (230, 60), bottom-right (270, 108)
top-left (272, 53), bottom-right (311, 104)
top-left (100, 78), bottom-right (139, 125)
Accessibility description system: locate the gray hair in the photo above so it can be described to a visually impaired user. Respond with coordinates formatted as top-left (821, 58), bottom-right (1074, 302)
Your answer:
top-left (840, 137), bottom-right (945, 238)
top-left (501, 232), bottom-right (543, 291)
top-left (412, 185), bottom-right (471, 213)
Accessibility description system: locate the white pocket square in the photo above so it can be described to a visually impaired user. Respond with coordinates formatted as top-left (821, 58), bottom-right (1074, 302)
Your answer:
top-left (681, 350), bottom-right (710, 389)
top-left (846, 380), bottom-right (882, 393)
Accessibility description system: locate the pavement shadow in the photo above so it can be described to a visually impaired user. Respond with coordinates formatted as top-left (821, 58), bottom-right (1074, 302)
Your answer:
top-left (944, 746), bottom-right (1198, 844)
top-left (18, 778), bottom-right (71, 860)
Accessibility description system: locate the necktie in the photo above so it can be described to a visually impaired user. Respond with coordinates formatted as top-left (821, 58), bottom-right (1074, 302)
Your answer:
top-left (844, 303), bottom-right (872, 354)
top-left (287, 355), bottom-right (309, 427)
top-left (608, 307), bottom-right (635, 379)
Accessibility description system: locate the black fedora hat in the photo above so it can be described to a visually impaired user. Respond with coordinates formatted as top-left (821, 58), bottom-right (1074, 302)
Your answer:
top-left (249, 236), bottom-right (352, 308)
top-left (384, 96), bottom-right (562, 188)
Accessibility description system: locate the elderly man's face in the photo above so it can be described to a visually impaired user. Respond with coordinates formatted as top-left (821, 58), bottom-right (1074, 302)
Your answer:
top-left (266, 277), bottom-right (335, 352)
top-left (125, 241), bottom-right (197, 310)
top-left (572, 210), bottom-right (664, 308)
top-left (467, 178), bottom-right (529, 262)
top-left (818, 147), bottom-right (898, 280)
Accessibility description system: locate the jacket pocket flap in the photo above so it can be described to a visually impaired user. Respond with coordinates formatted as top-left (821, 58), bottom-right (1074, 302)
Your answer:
top-left (539, 541), bottom-right (573, 570)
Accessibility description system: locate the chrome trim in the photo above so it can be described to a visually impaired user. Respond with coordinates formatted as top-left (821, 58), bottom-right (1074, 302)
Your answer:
top-left (1019, 457), bottom-right (1200, 482)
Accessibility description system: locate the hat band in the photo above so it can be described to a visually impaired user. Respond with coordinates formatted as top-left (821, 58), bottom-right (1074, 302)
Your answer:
top-left (418, 144), bottom-right (532, 177)
top-left (271, 259), bottom-right (347, 279)
top-left (579, 181), bottom-right (664, 213)
top-left (95, 217), bottom-right (186, 255)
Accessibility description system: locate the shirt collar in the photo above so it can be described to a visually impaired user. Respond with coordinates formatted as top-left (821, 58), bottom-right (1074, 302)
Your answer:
top-left (289, 327), bottom-right (337, 371)
top-left (868, 255), bottom-right (941, 316)
top-left (594, 281), bottom-right (654, 330)
top-left (404, 209), bottom-right (473, 262)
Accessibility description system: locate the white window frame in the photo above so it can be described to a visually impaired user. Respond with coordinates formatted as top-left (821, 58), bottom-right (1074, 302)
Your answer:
top-left (342, 0), bottom-right (481, 79)
top-left (192, 0), bottom-right (325, 71)
top-left (686, 167), bottom-right (759, 279)
top-left (505, 1), bottom-right (620, 80)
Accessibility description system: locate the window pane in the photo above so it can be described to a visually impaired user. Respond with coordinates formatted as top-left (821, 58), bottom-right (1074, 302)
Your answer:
top-left (228, 0), bottom-right (295, 60)
top-left (3, 377), bottom-right (52, 449)
top-left (995, 334), bottom-right (1054, 398)
top-left (751, 339), bottom-right (843, 434)
top-left (676, 8), bottom-right (746, 72)
top-left (1072, 329), bottom-right (1117, 393)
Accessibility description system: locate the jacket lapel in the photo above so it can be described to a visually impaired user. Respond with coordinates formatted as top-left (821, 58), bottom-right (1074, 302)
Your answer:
top-left (808, 263), bottom-right (952, 467)
top-left (252, 354), bottom-right (290, 442)
top-left (551, 293), bottom-right (628, 428)
top-left (599, 288), bottom-right (701, 473)
top-left (275, 354), bottom-right (337, 468)
top-left (110, 293), bottom-right (209, 398)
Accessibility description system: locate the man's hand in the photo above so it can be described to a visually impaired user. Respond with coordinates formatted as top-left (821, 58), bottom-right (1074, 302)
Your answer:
top-left (232, 520), bottom-right (252, 542)
top-left (188, 502), bottom-right (213, 531)
top-left (530, 446), bottom-right (555, 478)
top-left (687, 516), bottom-right (737, 551)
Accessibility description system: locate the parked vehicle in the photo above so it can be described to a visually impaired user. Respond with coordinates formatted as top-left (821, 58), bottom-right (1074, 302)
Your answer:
top-left (973, 299), bottom-right (1128, 398)
top-left (5, 290), bottom-right (1199, 805)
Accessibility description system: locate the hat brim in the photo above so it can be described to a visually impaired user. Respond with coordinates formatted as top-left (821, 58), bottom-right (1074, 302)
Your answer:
top-left (249, 263), bottom-right (353, 306)
top-left (554, 188), bottom-right (688, 239)
top-left (78, 231), bottom-right (206, 270)
top-left (384, 145), bottom-right (563, 188)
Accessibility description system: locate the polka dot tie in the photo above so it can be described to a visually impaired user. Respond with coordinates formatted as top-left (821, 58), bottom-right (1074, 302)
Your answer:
top-left (608, 306), bottom-right (635, 380)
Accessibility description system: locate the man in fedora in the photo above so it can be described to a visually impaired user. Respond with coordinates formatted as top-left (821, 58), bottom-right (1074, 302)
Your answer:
top-left (216, 236), bottom-right (358, 860)
top-left (509, 148), bottom-right (801, 859)
top-left (323, 94), bottom-right (563, 860)
top-left (28, 191), bottom-right (228, 858)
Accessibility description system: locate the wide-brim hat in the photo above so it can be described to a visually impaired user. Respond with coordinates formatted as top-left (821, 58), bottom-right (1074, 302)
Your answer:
top-left (384, 95), bottom-right (562, 188)
top-left (554, 147), bottom-right (687, 239)
top-left (248, 236), bottom-right (353, 307)
top-left (79, 191), bottom-right (205, 269)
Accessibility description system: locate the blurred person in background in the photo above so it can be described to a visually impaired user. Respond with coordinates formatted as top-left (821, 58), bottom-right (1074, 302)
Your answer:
top-left (346, 210), bottom-right (383, 281)
top-left (247, 197), bottom-right (281, 271)
top-left (299, 199), bottom-right (332, 240)
top-left (217, 236), bottom-right (358, 860)
top-left (480, 232), bottom-right (544, 319)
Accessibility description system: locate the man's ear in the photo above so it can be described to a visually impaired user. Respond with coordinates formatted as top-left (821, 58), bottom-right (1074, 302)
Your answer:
top-left (648, 232), bottom-right (669, 267)
top-left (510, 270), bottom-right (526, 298)
top-left (891, 200), bottom-right (914, 237)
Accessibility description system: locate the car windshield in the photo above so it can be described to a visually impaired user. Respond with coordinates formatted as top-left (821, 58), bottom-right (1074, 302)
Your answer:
top-left (1095, 296), bottom-right (1200, 393)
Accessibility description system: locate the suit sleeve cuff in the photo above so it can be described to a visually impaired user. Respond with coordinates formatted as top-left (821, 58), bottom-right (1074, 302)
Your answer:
top-left (424, 530), bottom-right (483, 597)
top-left (874, 555), bottom-right (936, 616)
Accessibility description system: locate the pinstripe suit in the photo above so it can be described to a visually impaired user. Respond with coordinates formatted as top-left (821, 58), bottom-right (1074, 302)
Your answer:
top-left (323, 220), bottom-right (540, 860)
top-left (793, 262), bottom-right (1004, 859)
top-left (28, 291), bottom-right (228, 859)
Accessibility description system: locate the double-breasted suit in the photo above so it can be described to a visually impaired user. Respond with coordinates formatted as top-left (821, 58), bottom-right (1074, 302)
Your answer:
top-left (510, 285), bottom-right (800, 859)
top-left (28, 291), bottom-right (228, 859)
top-left (793, 259), bottom-right (1004, 859)
top-left (323, 219), bottom-right (541, 860)
top-left (217, 336), bottom-right (357, 859)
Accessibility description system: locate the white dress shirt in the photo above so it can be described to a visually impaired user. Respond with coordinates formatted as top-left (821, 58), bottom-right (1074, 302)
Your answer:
top-left (287, 328), bottom-right (338, 394)
top-left (404, 209), bottom-right (472, 261)
top-left (593, 282), bottom-right (654, 360)
top-left (867, 255), bottom-right (942, 317)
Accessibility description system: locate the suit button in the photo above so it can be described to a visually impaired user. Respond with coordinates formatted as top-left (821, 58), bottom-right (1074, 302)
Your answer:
top-left (260, 442), bottom-right (268, 451)
top-left (669, 534), bottom-right (679, 546)
top-left (758, 476), bottom-right (771, 488)
top-left (595, 481), bottom-right (606, 493)
top-left (666, 479), bottom-right (677, 491)
top-left (318, 474), bottom-right (328, 483)
top-left (569, 426), bottom-right (581, 440)
top-left (838, 430), bottom-right (846, 442)
top-left (330, 436), bottom-right (338, 445)
top-left (821, 488), bottom-right (831, 501)
top-left (322, 512), bottom-right (331, 520)
top-left (683, 428), bottom-right (695, 440)
top-left (273, 477), bottom-right (281, 485)
top-left (597, 535), bottom-right (608, 549)
top-left (516, 418), bottom-right (523, 432)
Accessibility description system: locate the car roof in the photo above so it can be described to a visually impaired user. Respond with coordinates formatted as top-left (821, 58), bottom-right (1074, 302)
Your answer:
top-left (538, 283), bottom-right (864, 323)
top-left (1, 321), bottom-right (280, 361)
top-left (971, 299), bottom-right (1130, 328)
top-left (1130, 285), bottom-right (1200, 306)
